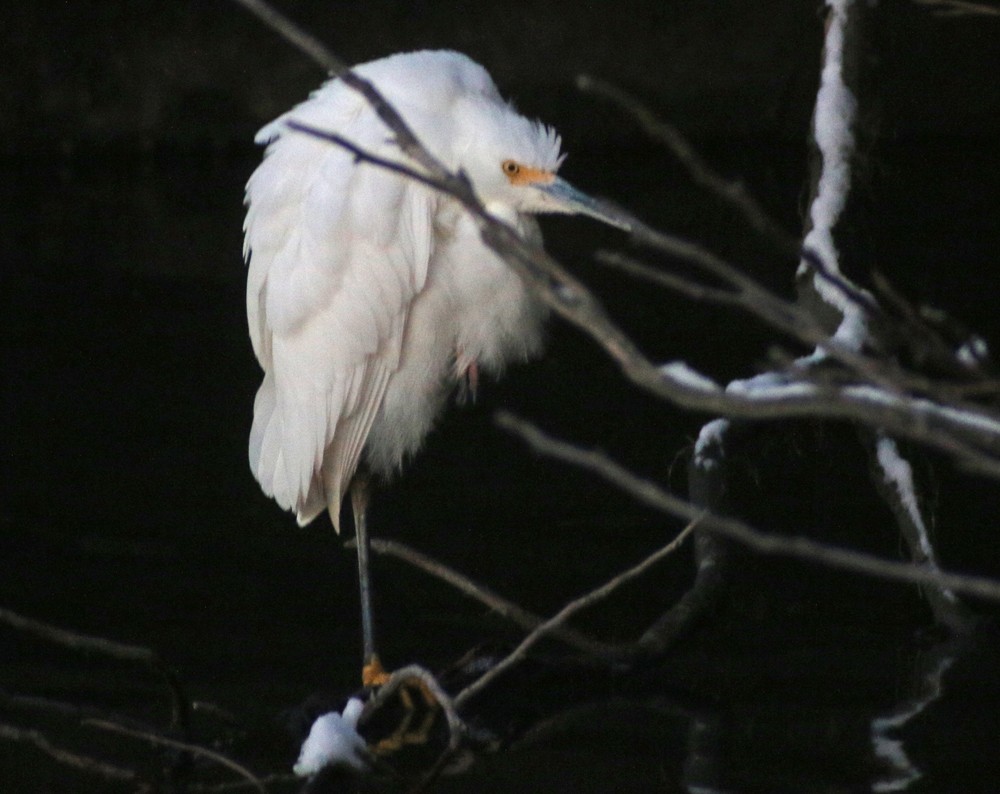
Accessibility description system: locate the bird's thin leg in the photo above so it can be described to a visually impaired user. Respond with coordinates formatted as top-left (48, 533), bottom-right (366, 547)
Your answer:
top-left (351, 474), bottom-right (389, 688)
top-left (454, 352), bottom-right (480, 405)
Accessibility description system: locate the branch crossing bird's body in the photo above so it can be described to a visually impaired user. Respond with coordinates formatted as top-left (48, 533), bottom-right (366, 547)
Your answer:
top-left (244, 50), bottom-right (625, 531)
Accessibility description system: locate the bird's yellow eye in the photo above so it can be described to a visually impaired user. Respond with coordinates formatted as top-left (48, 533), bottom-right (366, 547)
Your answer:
top-left (502, 160), bottom-right (521, 177)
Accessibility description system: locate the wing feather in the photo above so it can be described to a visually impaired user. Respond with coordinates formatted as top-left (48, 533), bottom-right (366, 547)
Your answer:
top-left (244, 82), bottom-right (436, 528)
top-left (320, 352), bottom-right (397, 530)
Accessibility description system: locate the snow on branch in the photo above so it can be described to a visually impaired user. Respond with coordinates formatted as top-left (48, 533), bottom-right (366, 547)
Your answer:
top-left (801, 1), bottom-right (859, 284)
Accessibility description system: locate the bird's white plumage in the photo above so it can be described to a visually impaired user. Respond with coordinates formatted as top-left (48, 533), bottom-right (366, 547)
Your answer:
top-left (244, 50), bottom-right (569, 528)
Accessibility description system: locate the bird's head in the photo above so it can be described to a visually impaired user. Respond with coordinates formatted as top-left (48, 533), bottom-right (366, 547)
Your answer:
top-left (453, 96), bottom-right (631, 231)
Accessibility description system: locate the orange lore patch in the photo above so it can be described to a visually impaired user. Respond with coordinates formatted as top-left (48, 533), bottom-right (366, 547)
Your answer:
top-left (501, 159), bottom-right (556, 186)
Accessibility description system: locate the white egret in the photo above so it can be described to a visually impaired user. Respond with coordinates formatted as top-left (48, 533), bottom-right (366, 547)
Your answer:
top-left (243, 50), bottom-right (627, 686)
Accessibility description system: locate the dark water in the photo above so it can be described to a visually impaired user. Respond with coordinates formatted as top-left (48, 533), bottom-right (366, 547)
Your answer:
top-left (3, 138), bottom-right (1000, 792)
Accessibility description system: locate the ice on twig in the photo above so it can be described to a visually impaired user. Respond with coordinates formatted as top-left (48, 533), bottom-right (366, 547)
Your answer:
top-left (875, 437), bottom-right (930, 557)
top-left (660, 361), bottom-right (721, 393)
top-left (874, 436), bottom-right (957, 602)
top-left (724, 372), bottom-right (814, 399)
top-left (798, 0), bottom-right (872, 353)
top-left (694, 418), bottom-right (730, 470)
top-left (293, 697), bottom-right (368, 776)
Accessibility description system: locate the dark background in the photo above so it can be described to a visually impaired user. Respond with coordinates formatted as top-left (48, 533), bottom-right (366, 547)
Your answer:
top-left (3, 1), bottom-right (1000, 791)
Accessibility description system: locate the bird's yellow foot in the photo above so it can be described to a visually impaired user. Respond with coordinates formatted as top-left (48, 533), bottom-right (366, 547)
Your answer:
top-left (357, 669), bottom-right (447, 765)
top-left (362, 655), bottom-right (391, 688)
top-left (369, 675), bottom-right (442, 757)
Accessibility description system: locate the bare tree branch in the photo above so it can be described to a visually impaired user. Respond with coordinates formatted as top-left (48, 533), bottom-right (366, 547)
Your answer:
top-left (0, 607), bottom-right (188, 731)
top-left (227, 0), bottom-right (347, 74)
top-left (912, 0), bottom-right (1000, 16)
top-left (83, 719), bottom-right (267, 794)
top-left (601, 243), bottom-right (992, 413)
top-left (0, 606), bottom-right (158, 663)
top-left (230, 0), bottom-right (469, 193)
top-left (596, 250), bottom-right (744, 307)
top-left (576, 74), bottom-right (800, 255)
top-left (496, 411), bottom-right (1000, 603)
top-left (454, 520), bottom-right (698, 708)
top-left (187, 774), bottom-right (298, 793)
top-left (0, 722), bottom-right (141, 786)
top-left (359, 537), bottom-right (620, 659)
top-left (365, 526), bottom-right (720, 666)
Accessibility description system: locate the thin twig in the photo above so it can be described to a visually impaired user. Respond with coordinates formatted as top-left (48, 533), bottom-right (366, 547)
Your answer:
top-left (230, 0), bottom-right (463, 188)
top-left (596, 250), bottom-right (744, 307)
top-left (586, 238), bottom-right (1000, 470)
top-left (496, 411), bottom-right (1000, 603)
top-left (0, 607), bottom-right (159, 662)
top-left (576, 73), bottom-right (800, 255)
top-left (228, 0), bottom-right (346, 74)
top-left (454, 520), bottom-right (697, 708)
top-left (912, 0), bottom-right (1000, 16)
top-left (575, 74), bottom-right (914, 395)
top-left (360, 537), bottom-right (620, 659)
top-left (83, 719), bottom-right (266, 794)
top-left (0, 687), bottom-right (160, 734)
top-left (0, 722), bottom-right (140, 785)
top-left (0, 607), bottom-right (188, 731)
top-left (871, 270), bottom-right (994, 386)
top-left (600, 243), bottom-right (925, 401)
top-left (598, 248), bottom-right (997, 415)
top-left (365, 664), bottom-right (466, 741)
top-left (187, 774), bottom-right (298, 793)
top-left (285, 121), bottom-right (452, 194)
top-left (799, 247), bottom-right (882, 316)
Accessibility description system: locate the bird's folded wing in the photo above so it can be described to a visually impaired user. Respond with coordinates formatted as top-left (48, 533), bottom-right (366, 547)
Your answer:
top-left (245, 101), bottom-right (436, 525)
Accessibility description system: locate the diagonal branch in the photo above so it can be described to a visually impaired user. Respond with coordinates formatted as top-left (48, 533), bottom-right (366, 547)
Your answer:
top-left (358, 536), bottom-right (621, 659)
top-left (230, 0), bottom-right (467, 191)
top-left (454, 519), bottom-right (699, 708)
top-left (912, 0), bottom-right (1000, 16)
top-left (83, 719), bottom-right (266, 794)
top-left (228, 0), bottom-right (347, 74)
top-left (0, 607), bottom-right (188, 732)
top-left (576, 73), bottom-right (800, 255)
top-left (495, 411), bottom-right (1000, 603)
top-left (0, 723), bottom-right (139, 785)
